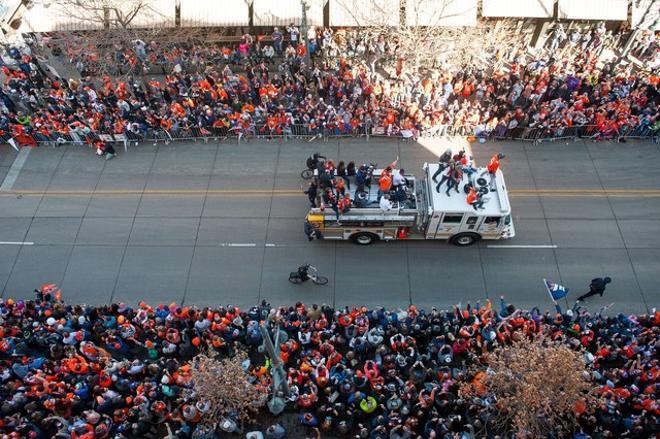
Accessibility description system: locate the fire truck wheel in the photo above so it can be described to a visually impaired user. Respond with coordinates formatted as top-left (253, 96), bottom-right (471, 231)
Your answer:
top-left (450, 233), bottom-right (480, 246)
top-left (351, 232), bottom-right (379, 245)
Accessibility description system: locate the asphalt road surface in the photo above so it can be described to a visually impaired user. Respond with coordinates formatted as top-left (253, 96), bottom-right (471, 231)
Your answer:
top-left (0, 137), bottom-right (658, 315)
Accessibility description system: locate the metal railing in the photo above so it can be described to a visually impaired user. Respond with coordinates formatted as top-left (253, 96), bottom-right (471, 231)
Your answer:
top-left (480, 123), bottom-right (658, 144)
top-left (1, 122), bottom-right (657, 150)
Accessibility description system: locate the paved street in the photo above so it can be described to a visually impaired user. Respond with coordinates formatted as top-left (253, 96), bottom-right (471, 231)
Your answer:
top-left (0, 137), bottom-right (658, 314)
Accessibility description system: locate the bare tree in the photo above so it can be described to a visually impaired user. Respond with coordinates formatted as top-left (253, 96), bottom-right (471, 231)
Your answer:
top-left (480, 336), bottom-right (597, 437)
top-left (50, 0), bottom-right (160, 29)
top-left (34, 0), bottom-right (183, 77)
top-left (187, 350), bottom-right (268, 427)
top-left (332, 0), bottom-right (523, 75)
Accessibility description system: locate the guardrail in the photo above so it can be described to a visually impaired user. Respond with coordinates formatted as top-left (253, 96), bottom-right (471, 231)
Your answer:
top-left (1, 122), bottom-right (657, 150)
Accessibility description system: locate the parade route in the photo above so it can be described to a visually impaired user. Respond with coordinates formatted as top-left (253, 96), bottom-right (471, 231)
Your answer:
top-left (1, 138), bottom-right (658, 314)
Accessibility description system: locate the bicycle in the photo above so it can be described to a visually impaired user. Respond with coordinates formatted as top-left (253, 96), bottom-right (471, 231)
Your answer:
top-left (288, 264), bottom-right (329, 285)
top-left (301, 152), bottom-right (327, 179)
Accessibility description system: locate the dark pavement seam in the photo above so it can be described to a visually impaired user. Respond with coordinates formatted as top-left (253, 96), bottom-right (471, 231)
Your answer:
top-left (399, 138), bottom-right (412, 304)
top-left (109, 146), bottom-right (159, 304)
top-left (583, 140), bottom-right (650, 313)
top-left (476, 241), bottom-right (489, 302)
top-left (405, 242), bottom-right (412, 306)
top-left (331, 139), bottom-right (342, 309)
top-left (61, 152), bottom-right (107, 293)
top-left (1, 146), bottom-right (67, 299)
top-left (181, 141), bottom-right (221, 306)
top-left (257, 140), bottom-right (282, 302)
top-left (332, 241), bottom-right (337, 309)
top-left (522, 143), bottom-right (565, 286)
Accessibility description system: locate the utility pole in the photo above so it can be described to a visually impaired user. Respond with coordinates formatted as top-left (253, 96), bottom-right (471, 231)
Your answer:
top-left (301, 0), bottom-right (311, 67)
top-left (259, 323), bottom-right (289, 415)
top-left (174, 0), bottom-right (180, 27)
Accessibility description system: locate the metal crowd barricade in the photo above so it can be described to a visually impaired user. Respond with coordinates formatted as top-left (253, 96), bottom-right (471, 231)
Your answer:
top-left (617, 125), bottom-right (658, 143)
top-left (226, 123), bottom-right (370, 141)
top-left (166, 127), bottom-right (209, 143)
top-left (501, 125), bottom-right (603, 144)
top-left (290, 123), bottom-right (312, 138)
top-left (3, 120), bottom-right (658, 151)
top-left (534, 126), bottom-right (579, 143)
top-left (0, 133), bottom-right (13, 145)
top-left (580, 125), bottom-right (601, 140)
top-left (419, 124), bottom-right (450, 138)
top-left (125, 130), bottom-right (146, 146)
top-left (519, 127), bottom-right (543, 142)
top-left (29, 131), bottom-right (90, 147)
top-left (0, 133), bottom-right (20, 151)
top-left (492, 126), bottom-right (539, 142)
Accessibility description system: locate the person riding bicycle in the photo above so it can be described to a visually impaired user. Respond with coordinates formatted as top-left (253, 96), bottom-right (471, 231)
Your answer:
top-left (306, 152), bottom-right (325, 171)
top-left (297, 264), bottom-right (310, 281)
top-left (289, 263), bottom-right (327, 285)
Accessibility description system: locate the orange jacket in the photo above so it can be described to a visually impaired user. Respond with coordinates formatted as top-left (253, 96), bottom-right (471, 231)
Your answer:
top-left (379, 172), bottom-right (392, 192)
top-left (467, 189), bottom-right (478, 205)
top-left (487, 154), bottom-right (500, 174)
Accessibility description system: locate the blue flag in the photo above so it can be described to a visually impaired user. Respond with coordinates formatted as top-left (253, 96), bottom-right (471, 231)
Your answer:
top-left (545, 279), bottom-right (569, 301)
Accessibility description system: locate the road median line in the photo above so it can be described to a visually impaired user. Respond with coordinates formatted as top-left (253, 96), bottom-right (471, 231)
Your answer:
top-left (2, 188), bottom-right (659, 198)
top-left (487, 244), bottom-right (558, 249)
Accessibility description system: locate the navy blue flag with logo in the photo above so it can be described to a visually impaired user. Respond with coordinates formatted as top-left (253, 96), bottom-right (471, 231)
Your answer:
top-left (544, 278), bottom-right (569, 302)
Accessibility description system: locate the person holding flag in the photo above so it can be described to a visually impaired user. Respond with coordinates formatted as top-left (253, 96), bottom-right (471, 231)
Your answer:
top-left (545, 278), bottom-right (569, 302)
top-left (544, 278), bottom-right (570, 308)
top-left (544, 279), bottom-right (582, 322)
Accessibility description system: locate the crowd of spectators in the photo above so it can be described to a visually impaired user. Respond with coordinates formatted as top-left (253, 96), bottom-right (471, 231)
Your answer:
top-left (0, 24), bottom-right (658, 148)
top-left (0, 285), bottom-right (657, 438)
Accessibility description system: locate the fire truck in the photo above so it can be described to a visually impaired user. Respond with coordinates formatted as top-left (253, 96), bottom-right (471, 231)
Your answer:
top-left (305, 163), bottom-right (515, 246)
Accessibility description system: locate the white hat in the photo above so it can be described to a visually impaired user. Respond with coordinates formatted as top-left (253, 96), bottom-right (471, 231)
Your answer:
top-left (46, 317), bottom-right (56, 326)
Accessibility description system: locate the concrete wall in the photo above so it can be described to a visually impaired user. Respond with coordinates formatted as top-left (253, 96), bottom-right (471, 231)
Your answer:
top-left (7, 0), bottom-right (653, 34)
top-left (330, 0), bottom-right (400, 26)
top-left (482, 0), bottom-right (554, 18)
top-left (405, 0), bottom-right (478, 27)
top-left (19, 0), bottom-right (176, 32)
top-left (558, 0), bottom-right (628, 21)
top-left (180, 0), bottom-right (250, 26)
top-left (253, 0), bottom-right (324, 26)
